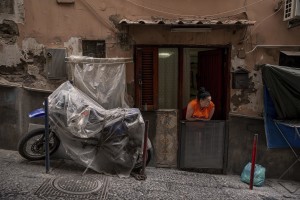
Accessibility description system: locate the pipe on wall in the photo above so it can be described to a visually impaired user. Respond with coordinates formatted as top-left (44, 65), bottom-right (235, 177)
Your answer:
top-left (246, 45), bottom-right (300, 54)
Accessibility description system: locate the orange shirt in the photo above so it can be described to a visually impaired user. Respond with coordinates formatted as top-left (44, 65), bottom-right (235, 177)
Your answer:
top-left (189, 99), bottom-right (215, 119)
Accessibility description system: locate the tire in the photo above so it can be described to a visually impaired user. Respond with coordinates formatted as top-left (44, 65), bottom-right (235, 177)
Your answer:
top-left (18, 128), bottom-right (60, 161)
top-left (133, 149), bottom-right (153, 171)
top-left (146, 149), bottom-right (152, 166)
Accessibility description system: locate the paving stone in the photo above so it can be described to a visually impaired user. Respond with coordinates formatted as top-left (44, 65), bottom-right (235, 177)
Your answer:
top-left (0, 149), bottom-right (300, 200)
top-left (146, 167), bottom-right (219, 188)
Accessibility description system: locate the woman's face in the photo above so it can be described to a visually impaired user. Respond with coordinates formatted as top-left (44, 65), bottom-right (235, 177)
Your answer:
top-left (199, 96), bottom-right (211, 108)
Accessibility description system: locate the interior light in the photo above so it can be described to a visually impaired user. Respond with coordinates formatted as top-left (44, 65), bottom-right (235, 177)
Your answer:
top-left (159, 52), bottom-right (172, 58)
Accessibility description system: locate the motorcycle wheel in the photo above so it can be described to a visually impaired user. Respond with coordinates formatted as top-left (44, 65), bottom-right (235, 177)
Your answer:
top-left (133, 148), bottom-right (153, 171)
top-left (18, 128), bottom-right (60, 161)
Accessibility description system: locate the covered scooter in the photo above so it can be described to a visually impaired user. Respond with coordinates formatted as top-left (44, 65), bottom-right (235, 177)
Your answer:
top-left (18, 56), bottom-right (152, 177)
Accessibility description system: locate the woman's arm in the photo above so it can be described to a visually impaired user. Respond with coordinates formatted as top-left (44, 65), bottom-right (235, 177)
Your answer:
top-left (186, 103), bottom-right (197, 121)
top-left (186, 103), bottom-right (210, 121)
top-left (208, 107), bottom-right (215, 120)
top-left (186, 101), bottom-right (214, 121)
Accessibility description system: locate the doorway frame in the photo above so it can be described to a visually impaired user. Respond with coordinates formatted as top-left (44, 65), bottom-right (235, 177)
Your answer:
top-left (134, 44), bottom-right (231, 120)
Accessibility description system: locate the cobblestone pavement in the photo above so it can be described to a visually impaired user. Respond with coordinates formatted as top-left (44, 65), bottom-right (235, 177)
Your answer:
top-left (0, 149), bottom-right (300, 200)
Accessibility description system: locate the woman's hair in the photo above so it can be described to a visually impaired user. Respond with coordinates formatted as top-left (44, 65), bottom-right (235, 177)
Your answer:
top-left (197, 87), bottom-right (211, 100)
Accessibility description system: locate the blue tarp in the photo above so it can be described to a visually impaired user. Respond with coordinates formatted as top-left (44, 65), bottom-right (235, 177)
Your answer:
top-left (264, 86), bottom-right (300, 148)
top-left (262, 65), bottom-right (300, 119)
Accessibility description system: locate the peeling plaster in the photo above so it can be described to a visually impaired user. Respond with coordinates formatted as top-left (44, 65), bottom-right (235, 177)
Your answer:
top-left (230, 89), bottom-right (263, 116)
top-left (0, 0), bottom-right (24, 24)
top-left (64, 37), bottom-right (82, 56)
top-left (27, 64), bottom-right (39, 76)
top-left (0, 43), bottom-right (22, 66)
top-left (109, 15), bottom-right (133, 51)
top-left (231, 55), bottom-right (246, 70)
top-left (0, 1), bottom-right (296, 116)
top-left (22, 38), bottom-right (44, 58)
top-left (109, 14), bottom-right (122, 30)
top-left (230, 49), bottom-right (265, 116)
top-left (229, 48), bottom-right (280, 116)
top-left (230, 48), bottom-right (287, 116)
top-left (234, 90), bottom-right (242, 96)
top-left (231, 89), bottom-right (251, 109)
top-left (0, 37), bottom-right (64, 90)
top-left (0, 20), bottom-right (19, 44)
top-left (0, 38), bottom-right (45, 67)
top-left (230, 73), bottom-right (263, 115)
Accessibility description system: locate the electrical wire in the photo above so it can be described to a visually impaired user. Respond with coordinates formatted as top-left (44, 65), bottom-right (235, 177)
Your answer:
top-left (245, 4), bottom-right (284, 53)
top-left (201, 0), bottom-right (265, 18)
top-left (124, 0), bottom-right (266, 18)
top-left (251, 4), bottom-right (283, 33)
top-left (80, 0), bottom-right (117, 32)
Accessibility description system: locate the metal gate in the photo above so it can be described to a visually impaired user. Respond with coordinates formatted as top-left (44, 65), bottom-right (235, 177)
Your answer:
top-left (179, 121), bottom-right (226, 169)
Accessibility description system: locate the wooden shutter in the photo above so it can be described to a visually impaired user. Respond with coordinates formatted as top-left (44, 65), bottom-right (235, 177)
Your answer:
top-left (135, 47), bottom-right (158, 110)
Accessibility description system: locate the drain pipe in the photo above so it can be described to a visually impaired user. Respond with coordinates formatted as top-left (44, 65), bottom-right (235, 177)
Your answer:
top-left (246, 45), bottom-right (300, 54)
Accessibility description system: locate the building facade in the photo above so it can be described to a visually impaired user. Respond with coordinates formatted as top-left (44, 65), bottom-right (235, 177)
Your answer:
top-left (1, 0), bottom-right (300, 180)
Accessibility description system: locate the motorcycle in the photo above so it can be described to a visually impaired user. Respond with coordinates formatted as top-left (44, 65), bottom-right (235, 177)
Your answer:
top-left (18, 82), bottom-right (153, 176)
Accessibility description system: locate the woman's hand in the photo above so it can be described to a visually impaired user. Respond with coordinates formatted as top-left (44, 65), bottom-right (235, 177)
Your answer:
top-left (186, 103), bottom-right (195, 121)
top-left (208, 107), bottom-right (215, 120)
top-left (196, 118), bottom-right (209, 121)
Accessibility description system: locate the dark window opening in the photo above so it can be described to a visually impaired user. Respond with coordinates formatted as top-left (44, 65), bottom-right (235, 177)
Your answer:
top-left (82, 40), bottom-right (106, 58)
top-left (0, 0), bottom-right (14, 14)
top-left (279, 51), bottom-right (300, 68)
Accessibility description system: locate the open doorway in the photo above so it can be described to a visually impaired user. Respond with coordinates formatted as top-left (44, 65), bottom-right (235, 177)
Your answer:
top-left (182, 48), bottom-right (229, 120)
top-left (134, 46), bottom-right (229, 119)
top-left (135, 45), bottom-right (230, 171)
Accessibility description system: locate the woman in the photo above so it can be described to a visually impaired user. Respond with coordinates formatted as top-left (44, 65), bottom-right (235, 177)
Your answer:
top-left (186, 87), bottom-right (215, 121)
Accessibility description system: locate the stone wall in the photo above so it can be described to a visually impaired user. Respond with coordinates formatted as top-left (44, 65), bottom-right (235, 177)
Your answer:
top-left (227, 115), bottom-right (300, 181)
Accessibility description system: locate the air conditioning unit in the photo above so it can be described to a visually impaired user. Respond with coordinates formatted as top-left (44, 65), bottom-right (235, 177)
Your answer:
top-left (284, 0), bottom-right (300, 21)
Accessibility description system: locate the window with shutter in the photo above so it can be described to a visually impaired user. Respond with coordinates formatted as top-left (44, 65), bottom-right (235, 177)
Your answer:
top-left (135, 47), bottom-right (158, 110)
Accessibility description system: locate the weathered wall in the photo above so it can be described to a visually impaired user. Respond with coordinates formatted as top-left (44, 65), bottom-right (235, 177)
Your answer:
top-left (141, 111), bottom-right (300, 181)
top-left (0, 85), bottom-right (50, 150)
top-left (0, 86), bottom-right (21, 150)
top-left (0, 1), bottom-right (64, 91)
top-left (111, 0), bottom-right (300, 117)
top-left (0, 0), bottom-right (24, 23)
top-left (227, 115), bottom-right (300, 181)
top-left (0, 0), bottom-right (132, 91)
top-left (1, 0), bottom-right (300, 180)
top-left (1, 0), bottom-right (300, 116)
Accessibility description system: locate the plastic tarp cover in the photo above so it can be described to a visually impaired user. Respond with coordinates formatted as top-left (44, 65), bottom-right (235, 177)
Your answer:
top-left (263, 86), bottom-right (300, 148)
top-left (262, 64), bottom-right (300, 119)
top-left (48, 81), bottom-right (145, 177)
top-left (66, 56), bottom-right (130, 109)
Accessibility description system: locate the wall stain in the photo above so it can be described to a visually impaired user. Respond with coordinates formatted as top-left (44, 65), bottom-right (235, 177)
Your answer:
top-left (0, 20), bottom-right (19, 44)
top-left (109, 14), bottom-right (133, 51)
top-left (231, 76), bottom-right (257, 109)
top-left (0, 51), bottom-right (64, 90)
